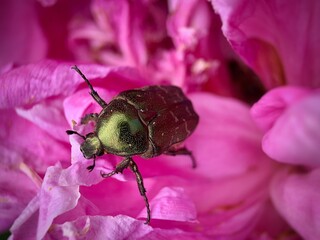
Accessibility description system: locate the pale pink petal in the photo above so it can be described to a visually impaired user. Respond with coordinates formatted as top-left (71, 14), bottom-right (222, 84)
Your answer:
top-left (262, 90), bottom-right (320, 167)
top-left (37, 165), bottom-right (80, 239)
top-left (47, 215), bottom-right (209, 240)
top-left (271, 168), bottom-right (320, 239)
top-left (212, 0), bottom-right (320, 88)
top-left (251, 87), bottom-right (311, 132)
top-left (0, 0), bottom-right (47, 68)
top-left (139, 187), bottom-right (197, 222)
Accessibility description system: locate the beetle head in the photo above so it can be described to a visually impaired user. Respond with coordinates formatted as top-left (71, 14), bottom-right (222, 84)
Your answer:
top-left (80, 133), bottom-right (103, 159)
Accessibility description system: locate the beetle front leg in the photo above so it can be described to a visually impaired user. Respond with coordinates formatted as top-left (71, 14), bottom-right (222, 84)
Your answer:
top-left (100, 157), bottom-right (131, 178)
top-left (81, 113), bottom-right (99, 125)
top-left (72, 66), bottom-right (108, 108)
top-left (87, 155), bottom-right (96, 172)
top-left (165, 147), bottom-right (197, 168)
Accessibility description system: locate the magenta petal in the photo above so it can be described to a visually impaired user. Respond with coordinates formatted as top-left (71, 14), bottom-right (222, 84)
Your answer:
top-left (271, 169), bottom-right (320, 239)
top-left (262, 90), bottom-right (320, 167)
top-left (0, 0), bottom-right (47, 68)
top-left (212, 0), bottom-right (320, 88)
top-left (140, 187), bottom-right (197, 222)
top-left (189, 93), bottom-right (269, 178)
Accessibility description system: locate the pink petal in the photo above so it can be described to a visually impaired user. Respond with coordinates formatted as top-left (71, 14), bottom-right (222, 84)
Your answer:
top-left (188, 93), bottom-right (270, 178)
top-left (0, 163), bottom-right (39, 232)
top-left (251, 87), bottom-right (311, 132)
top-left (47, 215), bottom-right (209, 240)
top-left (212, 0), bottom-right (320, 88)
top-left (271, 168), bottom-right (320, 239)
top-left (0, 110), bottom-right (69, 173)
top-left (262, 90), bottom-right (320, 167)
top-left (139, 187), bottom-right (197, 222)
top-left (10, 195), bottom-right (40, 240)
top-left (0, 60), bottom-right (110, 109)
top-left (16, 98), bottom-right (70, 142)
top-left (37, 164), bottom-right (81, 239)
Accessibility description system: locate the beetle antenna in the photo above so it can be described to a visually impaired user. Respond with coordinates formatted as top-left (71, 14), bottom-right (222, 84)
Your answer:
top-left (66, 130), bottom-right (86, 140)
top-left (71, 65), bottom-right (108, 108)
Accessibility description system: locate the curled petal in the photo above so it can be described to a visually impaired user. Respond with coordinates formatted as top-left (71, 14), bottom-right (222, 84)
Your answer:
top-left (251, 86), bottom-right (310, 132)
top-left (259, 89), bottom-right (320, 167)
top-left (212, 0), bottom-right (320, 88)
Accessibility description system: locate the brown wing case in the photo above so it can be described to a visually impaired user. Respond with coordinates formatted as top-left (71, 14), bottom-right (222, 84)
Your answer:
top-left (117, 85), bottom-right (199, 157)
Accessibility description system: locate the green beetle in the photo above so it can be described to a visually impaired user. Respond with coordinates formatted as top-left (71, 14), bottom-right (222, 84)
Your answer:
top-left (67, 66), bottom-right (199, 224)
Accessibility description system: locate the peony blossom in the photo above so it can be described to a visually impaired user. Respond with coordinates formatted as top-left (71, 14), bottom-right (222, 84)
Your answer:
top-left (0, 0), bottom-right (319, 239)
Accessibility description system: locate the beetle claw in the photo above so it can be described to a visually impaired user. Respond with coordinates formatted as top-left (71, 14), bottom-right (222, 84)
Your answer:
top-left (87, 165), bottom-right (94, 172)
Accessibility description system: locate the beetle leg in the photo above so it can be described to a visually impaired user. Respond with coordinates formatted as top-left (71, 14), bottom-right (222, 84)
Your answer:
top-left (71, 66), bottom-right (108, 108)
top-left (87, 155), bottom-right (96, 172)
top-left (165, 147), bottom-right (197, 168)
top-left (100, 157), bottom-right (151, 224)
top-left (81, 113), bottom-right (99, 125)
top-left (100, 157), bottom-right (131, 178)
top-left (128, 158), bottom-right (151, 225)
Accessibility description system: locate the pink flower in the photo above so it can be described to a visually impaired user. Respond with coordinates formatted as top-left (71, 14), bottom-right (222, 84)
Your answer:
top-left (1, 0), bottom-right (319, 239)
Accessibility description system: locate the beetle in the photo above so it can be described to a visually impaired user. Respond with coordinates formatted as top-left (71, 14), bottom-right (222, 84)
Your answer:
top-left (66, 66), bottom-right (199, 224)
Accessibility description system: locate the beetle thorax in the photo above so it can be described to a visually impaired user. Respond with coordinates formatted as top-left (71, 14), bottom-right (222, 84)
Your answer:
top-left (96, 100), bottom-right (148, 156)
